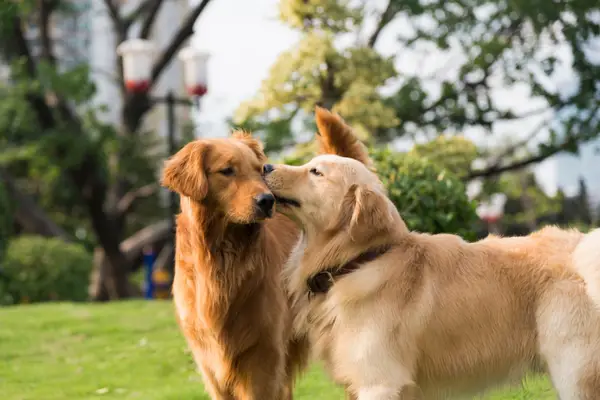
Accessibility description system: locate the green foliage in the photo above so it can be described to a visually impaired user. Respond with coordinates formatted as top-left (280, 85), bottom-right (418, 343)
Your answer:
top-left (371, 148), bottom-right (477, 239)
top-left (234, 10), bottom-right (398, 152)
top-left (497, 172), bottom-right (562, 228)
top-left (0, 181), bottom-right (11, 262)
top-left (279, 0), bottom-right (362, 33)
top-left (0, 236), bottom-right (92, 305)
top-left (408, 136), bottom-right (479, 179)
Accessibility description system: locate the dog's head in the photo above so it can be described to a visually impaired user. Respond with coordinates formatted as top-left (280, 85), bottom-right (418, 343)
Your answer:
top-left (263, 154), bottom-right (400, 240)
top-left (161, 132), bottom-right (276, 223)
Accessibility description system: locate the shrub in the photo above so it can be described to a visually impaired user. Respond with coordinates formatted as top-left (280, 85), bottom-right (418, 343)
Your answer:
top-left (370, 148), bottom-right (477, 240)
top-left (280, 146), bottom-right (477, 239)
top-left (0, 235), bottom-right (92, 305)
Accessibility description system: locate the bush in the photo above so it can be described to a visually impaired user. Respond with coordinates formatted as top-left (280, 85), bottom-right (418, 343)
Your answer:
top-left (0, 235), bottom-right (92, 305)
top-left (280, 146), bottom-right (477, 239)
top-left (371, 148), bottom-right (477, 240)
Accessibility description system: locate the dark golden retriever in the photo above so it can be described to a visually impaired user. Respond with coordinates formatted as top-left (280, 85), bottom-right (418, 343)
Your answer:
top-left (160, 107), bottom-right (366, 399)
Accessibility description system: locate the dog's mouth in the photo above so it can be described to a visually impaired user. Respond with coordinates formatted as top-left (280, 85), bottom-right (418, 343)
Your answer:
top-left (274, 195), bottom-right (300, 208)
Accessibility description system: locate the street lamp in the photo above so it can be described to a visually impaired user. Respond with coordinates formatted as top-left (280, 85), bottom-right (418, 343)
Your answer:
top-left (117, 39), bottom-right (209, 222)
top-left (476, 193), bottom-right (507, 235)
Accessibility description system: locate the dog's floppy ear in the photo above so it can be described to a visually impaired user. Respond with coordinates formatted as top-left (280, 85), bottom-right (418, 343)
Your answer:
top-left (161, 141), bottom-right (209, 200)
top-left (232, 130), bottom-right (267, 162)
top-left (315, 106), bottom-right (373, 169)
top-left (336, 184), bottom-right (394, 241)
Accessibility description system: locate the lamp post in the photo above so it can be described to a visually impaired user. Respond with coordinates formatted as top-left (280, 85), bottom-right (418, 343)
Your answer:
top-left (117, 39), bottom-right (209, 222)
top-left (476, 193), bottom-right (507, 235)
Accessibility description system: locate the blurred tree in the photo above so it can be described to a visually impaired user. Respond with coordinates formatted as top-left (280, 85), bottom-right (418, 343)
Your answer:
top-left (496, 172), bottom-right (562, 234)
top-left (485, 172), bottom-right (596, 236)
top-left (235, 0), bottom-right (600, 178)
top-left (575, 178), bottom-right (593, 226)
top-left (408, 135), bottom-right (479, 179)
top-left (554, 178), bottom-right (595, 229)
top-left (0, 178), bottom-right (11, 263)
top-left (234, 0), bottom-right (398, 152)
top-left (0, 0), bottom-right (214, 300)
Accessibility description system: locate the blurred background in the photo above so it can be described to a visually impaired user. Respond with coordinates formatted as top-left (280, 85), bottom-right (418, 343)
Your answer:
top-left (0, 0), bottom-right (598, 305)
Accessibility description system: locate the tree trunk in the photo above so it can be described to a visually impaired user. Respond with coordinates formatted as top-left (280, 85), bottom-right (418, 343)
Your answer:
top-left (89, 219), bottom-right (173, 300)
top-left (520, 174), bottom-right (537, 233)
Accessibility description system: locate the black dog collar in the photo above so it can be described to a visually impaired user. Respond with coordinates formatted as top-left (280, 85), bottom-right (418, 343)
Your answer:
top-left (306, 245), bottom-right (392, 295)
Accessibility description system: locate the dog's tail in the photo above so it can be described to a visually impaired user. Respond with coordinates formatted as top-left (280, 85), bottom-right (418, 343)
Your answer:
top-left (314, 106), bottom-right (374, 169)
top-left (572, 228), bottom-right (600, 310)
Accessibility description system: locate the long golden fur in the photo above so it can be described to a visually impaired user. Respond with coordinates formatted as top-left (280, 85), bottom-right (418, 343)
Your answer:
top-left (160, 108), bottom-right (368, 399)
top-left (263, 114), bottom-right (600, 399)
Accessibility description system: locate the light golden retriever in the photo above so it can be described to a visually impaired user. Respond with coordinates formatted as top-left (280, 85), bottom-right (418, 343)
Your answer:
top-left (160, 108), bottom-right (367, 399)
top-left (263, 116), bottom-right (600, 399)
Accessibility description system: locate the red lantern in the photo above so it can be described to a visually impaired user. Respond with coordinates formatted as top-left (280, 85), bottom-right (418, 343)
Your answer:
top-left (117, 39), bottom-right (155, 94)
top-left (178, 46), bottom-right (210, 98)
top-left (476, 193), bottom-right (506, 225)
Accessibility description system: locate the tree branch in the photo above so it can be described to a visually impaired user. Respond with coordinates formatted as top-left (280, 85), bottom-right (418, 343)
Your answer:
top-left (149, 0), bottom-right (213, 87)
top-left (7, 15), bottom-right (36, 77)
top-left (102, 0), bottom-right (126, 41)
top-left (367, 1), bottom-right (400, 48)
top-left (39, 0), bottom-right (59, 64)
top-left (484, 118), bottom-right (551, 167)
top-left (140, 0), bottom-right (163, 39)
top-left (5, 15), bottom-right (56, 127)
top-left (116, 183), bottom-right (159, 215)
top-left (466, 136), bottom-right (579, 180)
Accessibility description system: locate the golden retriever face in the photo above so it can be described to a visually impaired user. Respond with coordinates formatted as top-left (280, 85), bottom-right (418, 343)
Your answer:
top-left (161, 132), bottom-right (276, 223)
top-left (263, 154), bottom-right (394, 238)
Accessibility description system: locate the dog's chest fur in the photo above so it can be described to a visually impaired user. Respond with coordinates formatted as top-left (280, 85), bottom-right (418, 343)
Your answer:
top-left (285, 235), bottom-right (417, 388)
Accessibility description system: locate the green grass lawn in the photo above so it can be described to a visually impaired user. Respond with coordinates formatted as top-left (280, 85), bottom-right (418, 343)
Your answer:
top-left (0, 301), bottom-right (556, 399)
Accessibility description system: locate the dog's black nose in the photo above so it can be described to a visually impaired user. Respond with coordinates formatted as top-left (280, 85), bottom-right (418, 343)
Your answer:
top-left (255, 193), bottom-right (275, 218)
top-left (262, 164), bottom-right (275, 175)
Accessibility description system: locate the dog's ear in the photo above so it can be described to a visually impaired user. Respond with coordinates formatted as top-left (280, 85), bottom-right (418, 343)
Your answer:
top-left (336, 184), bottom-right (394, 241)
top-left (314, 106), bottom-right (373, 169)
top-left (232, 130), bottom-right (267, 162)
top-left (161, 141), bottom-right (209, 200)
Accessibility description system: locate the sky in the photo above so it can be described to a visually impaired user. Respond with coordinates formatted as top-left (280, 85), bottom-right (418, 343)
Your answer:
top-left (191, 0), bottom-right (299, 136)
top-left (189, 0), bottom-right (600, 201)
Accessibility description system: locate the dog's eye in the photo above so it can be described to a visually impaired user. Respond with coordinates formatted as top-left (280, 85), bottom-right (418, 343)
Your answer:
top-left (218, 167), bottom-right (235, 176)
top-left (309, 168), bottom-right (323, 177)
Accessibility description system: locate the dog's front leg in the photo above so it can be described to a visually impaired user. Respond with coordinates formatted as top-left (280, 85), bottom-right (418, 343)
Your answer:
top-left (231, 345), bottom-right (287, 400)
top-left (344, 384), bottom-right (358, 400)
top-left (198, 363), bottom-right (236, 400)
